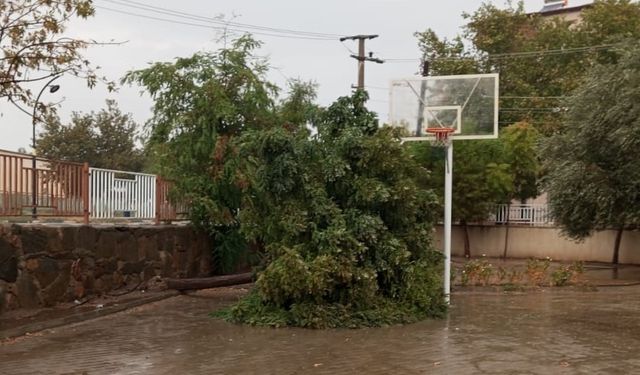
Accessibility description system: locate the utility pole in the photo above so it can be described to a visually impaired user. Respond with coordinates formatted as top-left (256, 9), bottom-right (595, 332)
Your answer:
top-left (416, 60), bottom-right (429, 136)
top-left (340, 35), bottom-right (384, 89)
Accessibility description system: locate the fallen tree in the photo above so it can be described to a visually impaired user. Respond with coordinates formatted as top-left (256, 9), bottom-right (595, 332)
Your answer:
top-left (166, 272), bottom-right (253, 291)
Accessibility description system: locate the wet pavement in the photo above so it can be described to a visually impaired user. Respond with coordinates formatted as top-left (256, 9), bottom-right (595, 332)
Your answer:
top-left (1, 285), bottom-right (640, 374)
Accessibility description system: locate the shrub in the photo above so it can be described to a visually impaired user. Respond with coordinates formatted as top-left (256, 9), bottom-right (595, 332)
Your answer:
top-left (526, 258), bottom-right (551, 286)
top-left (218, 92), bottom-right (446, 328)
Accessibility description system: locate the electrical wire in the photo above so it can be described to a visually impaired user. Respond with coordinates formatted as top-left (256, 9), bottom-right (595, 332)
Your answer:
top-left (500, 108), bottom-right (565, 112)
top-left (339, 41), bottom-right (356, 54)
top-left (370, 85), bottom-right (568, 100)
top-left (97, 0), bottom-right (344, 39)
top-left (500, 96), bottom-right (567, 99)
top-left (382, 42), bottom-right (626, 63)
top-left (364, 85), bottom-right (389, 90)
top-left (272, 66), bottom-right (293, 84)
top-left (94, 5), bottom-right (339, 40)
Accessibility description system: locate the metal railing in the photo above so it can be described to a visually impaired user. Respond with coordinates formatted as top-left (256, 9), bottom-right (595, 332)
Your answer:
top-left (156, 177), bottom-right (189, 223)
top-left (89, 168), bottom-right (157, 220)
top-left (1, 149), bottom-right (186, 223)
top-left (492, 204), bottom-right (553, 226)
top-left (1, 152), bottom-right (89, 221)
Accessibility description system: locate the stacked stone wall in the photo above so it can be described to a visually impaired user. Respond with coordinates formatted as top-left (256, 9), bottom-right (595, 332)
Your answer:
top-left (0, 224), bottom-right (211, 313)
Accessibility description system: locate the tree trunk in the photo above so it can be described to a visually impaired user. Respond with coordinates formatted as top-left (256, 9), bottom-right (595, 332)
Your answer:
top-left (167, 272), bottom-right (253, 291)
top-left (462, 219), bottom-right (471, 258)
top-left (502, 204), bottom-right (511, 259)
top-left (612, 226), bottom-right (624, 265)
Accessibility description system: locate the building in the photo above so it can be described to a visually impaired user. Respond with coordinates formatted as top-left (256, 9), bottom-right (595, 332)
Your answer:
top-left (537, 0), bottom-right (593, 23)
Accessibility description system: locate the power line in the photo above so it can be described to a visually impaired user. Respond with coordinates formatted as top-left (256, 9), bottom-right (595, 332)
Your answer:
top-left (498, 120), bottom-right (557, 124)
top-left (98, 0), bottom-right (344, 39)
top-left (364, 85), bottom-right (388, 90)
top-left (485, 42), bottom-right (622, 59)
top-left (369, 85), bottom-right (568, 100)
top-left (500, 108), bottom-right (565, 112)
top-left (94, 5), bottom-right (339, 41)
top-left (382, 42), bottom-right (626, 63)
top-left (339, 41), bottom-right (356, 55)
top-left (272, 67), bottom-right (293, 84)
top-left (500, 96), bottom-right (567, 99)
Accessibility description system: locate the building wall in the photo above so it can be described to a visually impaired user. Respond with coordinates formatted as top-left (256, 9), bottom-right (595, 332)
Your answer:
top-left (539, 5), bottom-right (591, 24)
top-left (0, 224), bottom-right (211, 314)
top-left (434, 224), bottom-right (640, 264)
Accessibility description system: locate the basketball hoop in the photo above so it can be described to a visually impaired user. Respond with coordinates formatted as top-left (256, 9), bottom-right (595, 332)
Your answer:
top-left (426, 127), bottom-right (455, 148)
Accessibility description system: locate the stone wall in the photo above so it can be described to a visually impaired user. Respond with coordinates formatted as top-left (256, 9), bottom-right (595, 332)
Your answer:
top-left (0, 224), bottom-right (211, 313)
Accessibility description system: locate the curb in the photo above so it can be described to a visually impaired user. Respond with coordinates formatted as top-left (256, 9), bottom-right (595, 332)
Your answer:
top-left (0, 290), bottom-right (180, 340)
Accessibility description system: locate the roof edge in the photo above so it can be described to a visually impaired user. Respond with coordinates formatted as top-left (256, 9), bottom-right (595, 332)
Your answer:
top-left (530, 3), bottom-right (593, 16)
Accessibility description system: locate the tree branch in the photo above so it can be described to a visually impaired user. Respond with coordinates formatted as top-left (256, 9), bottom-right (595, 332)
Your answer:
top-left (7, 95), bottom-right (34, 118)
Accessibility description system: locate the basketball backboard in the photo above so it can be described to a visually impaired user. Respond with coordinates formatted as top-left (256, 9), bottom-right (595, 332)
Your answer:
top-left (388, 73), bottom-right (499, 141)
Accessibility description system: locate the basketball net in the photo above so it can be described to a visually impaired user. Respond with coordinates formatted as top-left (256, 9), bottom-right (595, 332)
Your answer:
top-left (425, 127), bottom-right (455, 148)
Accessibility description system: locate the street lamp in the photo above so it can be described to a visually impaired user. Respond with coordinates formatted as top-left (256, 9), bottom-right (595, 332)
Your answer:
top-left (31, 75), bottom-right (61, 220)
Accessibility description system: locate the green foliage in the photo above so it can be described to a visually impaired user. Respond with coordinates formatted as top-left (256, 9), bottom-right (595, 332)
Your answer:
top-left (123, 36), bottom-right (276, 274)
top-left (409, 140), bottom-right (513, 224)
top-left (453, 258), bottom-right (585, 288)
top-left (220, 92), bottom-right (446, 328)
top-left (551, 265), bottom-right (572, 287)
top-left (526, 257), bottom-right (551, 286)
top-left (37, 100), bottom-right (145, 171)
top-left (549, 261), bottom-right (585, 286)
top-left (541, 44), bottom-right (640, 242)
top-left (501, 122), bottom-right (540, 202)
top-left (277, 79), bottom-right (319, 130)
top-left (414, 29), bottom-right (479, 75)
top-left (416, 0), bottom-right (640, 135)
top-left (459, 259), bottom-right (494, 286)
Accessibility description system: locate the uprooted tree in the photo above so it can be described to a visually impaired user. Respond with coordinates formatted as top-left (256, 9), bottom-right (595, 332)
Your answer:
top-left (220, 91), bottom-right (446, 328)
top-left (123, 36), bottom-right (278, 274)
top-left (128, 35), bottom-right (446, 327)
top-left (541, 43), bottom-right (640, 264)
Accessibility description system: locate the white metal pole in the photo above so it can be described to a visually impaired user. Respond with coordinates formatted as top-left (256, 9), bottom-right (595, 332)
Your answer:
top-left (443, 141), bottom-right (453, 304)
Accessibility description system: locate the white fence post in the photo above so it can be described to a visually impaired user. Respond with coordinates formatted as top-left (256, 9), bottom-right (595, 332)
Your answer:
top-left (89, 168), bottom-right (157, 220)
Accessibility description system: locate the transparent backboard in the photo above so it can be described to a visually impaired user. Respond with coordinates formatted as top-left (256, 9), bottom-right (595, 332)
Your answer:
top-left (388, 73), bottom-right (499, 141)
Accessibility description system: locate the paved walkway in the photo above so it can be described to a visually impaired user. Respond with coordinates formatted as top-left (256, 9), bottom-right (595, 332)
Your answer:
top-left (1, 285), bottom-right (639, 374)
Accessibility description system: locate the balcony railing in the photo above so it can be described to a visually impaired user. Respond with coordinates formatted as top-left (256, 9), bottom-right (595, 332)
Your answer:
top-left (1, 149), bottom-right (186, 223)
top-left (491, 204), bottom-right (554, 226)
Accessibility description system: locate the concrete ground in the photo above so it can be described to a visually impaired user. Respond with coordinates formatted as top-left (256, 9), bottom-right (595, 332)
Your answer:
top-left (1, 284), bottom-right (640, 374)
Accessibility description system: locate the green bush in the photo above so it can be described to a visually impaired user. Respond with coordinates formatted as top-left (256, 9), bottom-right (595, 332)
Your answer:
top-left (217, 92), bottom-right (446, 328)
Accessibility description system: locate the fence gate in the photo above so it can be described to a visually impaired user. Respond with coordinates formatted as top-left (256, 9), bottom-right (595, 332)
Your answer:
top-left (89, 168), bottom-right (156, 220)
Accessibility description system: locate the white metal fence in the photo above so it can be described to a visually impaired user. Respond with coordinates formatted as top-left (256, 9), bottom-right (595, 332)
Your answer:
top-left (492, 204), bottom-right (553, 226)
top-left (89, 168), bottom-right (157, 220)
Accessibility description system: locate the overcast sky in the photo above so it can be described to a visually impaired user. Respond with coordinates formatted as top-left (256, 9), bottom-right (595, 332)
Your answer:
top-left (0, 0), bottom-right (591, 152)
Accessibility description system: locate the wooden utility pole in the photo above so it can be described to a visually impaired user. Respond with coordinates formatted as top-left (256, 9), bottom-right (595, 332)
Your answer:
top-left (340, 35), bottom-right (384, 89)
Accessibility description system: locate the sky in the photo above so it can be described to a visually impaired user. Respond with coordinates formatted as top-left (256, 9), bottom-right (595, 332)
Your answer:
top-left (0, 0), bottom-right (592, 152)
